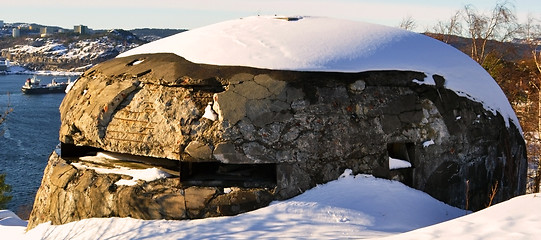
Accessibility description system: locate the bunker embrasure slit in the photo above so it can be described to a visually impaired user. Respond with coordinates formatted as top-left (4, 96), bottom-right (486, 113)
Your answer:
top-left (180, 162), bottom-right (277, 188)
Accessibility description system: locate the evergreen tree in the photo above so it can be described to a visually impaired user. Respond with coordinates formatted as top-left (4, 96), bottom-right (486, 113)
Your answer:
top-left (0, 173), bottom-right (12, 209)
top-left (0, 104), bottom-right (12, 209)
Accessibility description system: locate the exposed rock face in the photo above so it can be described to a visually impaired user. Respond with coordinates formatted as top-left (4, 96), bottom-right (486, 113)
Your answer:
top-left (27, 152), bottom-right (273, 229)
top-left (28, 53), bottom-right (527, 229)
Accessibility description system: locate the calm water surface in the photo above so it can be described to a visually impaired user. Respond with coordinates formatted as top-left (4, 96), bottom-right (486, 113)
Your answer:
top-left (0, 74), bottom-right (67, 214)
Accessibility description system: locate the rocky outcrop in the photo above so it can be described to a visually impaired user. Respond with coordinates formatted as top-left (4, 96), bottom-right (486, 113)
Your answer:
top-left (28, 52), bottom-right (527, 229)
top-left (27, 151), bottom-right (274, 229)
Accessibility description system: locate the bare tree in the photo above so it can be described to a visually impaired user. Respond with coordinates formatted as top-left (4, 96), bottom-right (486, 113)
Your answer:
top-left (0, 100), bottom-right (11, 125)
top-left (523, 16), bottom-right (541, 74)
top-left (521, 16), bottom-right (541, 193)
top-left (432, 10), bottom-right (463, 43)
top-left (0, 94), bottom-right (12, 136)
top-left (399, 16), bottom-right (416, 31)
top-left (462, 1), bottom-right (518, 65)
top-left (0, 108), bottom-right (10, 126)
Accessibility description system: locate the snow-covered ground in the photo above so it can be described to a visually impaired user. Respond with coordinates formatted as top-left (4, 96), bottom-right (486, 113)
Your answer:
top-left (381, 193), bottom-right (541, 240)
top-left (1, 171), bottom-right (539, 239)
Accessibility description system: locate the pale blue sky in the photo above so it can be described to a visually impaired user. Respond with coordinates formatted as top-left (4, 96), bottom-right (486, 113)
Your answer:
top-left (1, 0), bottom-right (540, 31)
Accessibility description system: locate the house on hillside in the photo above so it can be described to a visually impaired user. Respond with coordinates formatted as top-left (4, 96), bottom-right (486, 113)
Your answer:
top-left (11, 28), bottom-right (19, 38)
top-left (0, 58), bottom-right (9, 71)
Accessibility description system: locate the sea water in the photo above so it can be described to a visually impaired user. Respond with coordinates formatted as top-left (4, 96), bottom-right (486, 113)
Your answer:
top-left (0, 74), bottom-right (66, 216)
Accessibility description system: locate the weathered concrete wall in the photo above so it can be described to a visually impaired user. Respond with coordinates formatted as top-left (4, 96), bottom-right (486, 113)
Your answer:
top-left (28, 53), bottom-right (527, 229)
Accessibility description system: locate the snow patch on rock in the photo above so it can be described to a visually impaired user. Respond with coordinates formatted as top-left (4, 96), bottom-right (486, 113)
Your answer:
top-left (71, 161), bottom-right (171, 186)
top-left (389, 157), bottom-right (412, 170)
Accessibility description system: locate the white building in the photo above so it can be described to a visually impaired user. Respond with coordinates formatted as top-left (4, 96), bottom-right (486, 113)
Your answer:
top-left (40, 27), bottom-right (53, 37)
top-left (74, 25), bottom-right (88, 35)
top-left (0, 58), bottom-right (9, 71)
top-left (12, 28), bottom-right (20, 38)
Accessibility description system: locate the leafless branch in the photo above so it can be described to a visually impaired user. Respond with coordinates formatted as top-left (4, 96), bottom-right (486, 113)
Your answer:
top-left (462, 1), bottom-right (518, 64)
top-left (399, 16), bottom-right (416, 31)
top-left (487, 181), bottom-right (499, 207)
top-left (0, 93), bottom-right (12, 133)
top-left (432, 10), bottom-right (463, 43)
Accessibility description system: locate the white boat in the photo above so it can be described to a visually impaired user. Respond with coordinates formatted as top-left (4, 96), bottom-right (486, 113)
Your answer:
top-left (21, 76), bottom-right (69, 94)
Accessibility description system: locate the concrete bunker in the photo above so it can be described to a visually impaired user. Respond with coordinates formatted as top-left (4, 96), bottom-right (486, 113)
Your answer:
top-left (27, 16), bottom-right (527, 229)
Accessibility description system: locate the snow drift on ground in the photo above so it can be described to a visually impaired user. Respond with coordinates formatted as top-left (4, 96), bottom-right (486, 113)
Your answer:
top-left (119, 16), bottom-right (520, 130)
top-left (2, 171), bottom-right (539, 239)
top-left (5, 171), bottom-right (467, 239)
top-left (380, 193), bottom-right (541, 240)
top-left (0, 210), bottom-right (27, 238)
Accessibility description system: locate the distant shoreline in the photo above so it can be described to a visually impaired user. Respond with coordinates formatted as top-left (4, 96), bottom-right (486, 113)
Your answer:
top-left (1, 65), bottom-right (82, 77)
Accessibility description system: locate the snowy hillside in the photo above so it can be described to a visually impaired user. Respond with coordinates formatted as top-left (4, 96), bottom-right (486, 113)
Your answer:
top-left (4, 36), bottom-right (138, 66)
top-left (1, 171), bottom-right (539, 239)
top-left (0, 30), bottom-right (144, 71)
top-left (15, 37), bottom-right (136, 61)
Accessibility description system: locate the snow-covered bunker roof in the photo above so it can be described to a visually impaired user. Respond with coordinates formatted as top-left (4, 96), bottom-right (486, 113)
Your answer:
top-left (119, 16), bottom-right (519, 129)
